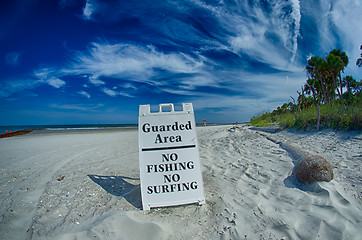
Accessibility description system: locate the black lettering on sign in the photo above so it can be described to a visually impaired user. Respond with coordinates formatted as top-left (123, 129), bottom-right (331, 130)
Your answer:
top-left (146, 161), bottom-right (194, 173)
top-left (163, 174), bottom-right (180, 183)
top-left (162, 153), bottom-right (178, 162)
top-left (154, 134), bottom-right (181, 144)
top-left (146, 181), bottom-right (198, 194)
top-left (142, 121), bottom-right (192, 134)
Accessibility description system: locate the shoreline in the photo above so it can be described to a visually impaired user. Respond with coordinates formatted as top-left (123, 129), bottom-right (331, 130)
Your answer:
top-left (30, 127), bottom-right (138, 136)
top-left (0, 124), bottom-right (231, 138)
top-left (0, 123), bottom-right (232, 138)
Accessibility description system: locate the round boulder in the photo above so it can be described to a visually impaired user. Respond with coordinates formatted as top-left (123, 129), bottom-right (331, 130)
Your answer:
top-left (295, 155), bottom-right (334, 184)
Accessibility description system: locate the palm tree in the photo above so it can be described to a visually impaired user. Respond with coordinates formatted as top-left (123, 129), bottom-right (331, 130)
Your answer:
top-left (325, 53), bottom-right (347, 112)
top-left (329, 49), bottom-right (349, 99)
top-left (306, 56), bottom-right (329, 103)
top-left (325, 54), bottom-right (343, 94)
top-left (330, 49), bottom-right (349, 66)
top-left (343, 75), bottom-right (361, 94)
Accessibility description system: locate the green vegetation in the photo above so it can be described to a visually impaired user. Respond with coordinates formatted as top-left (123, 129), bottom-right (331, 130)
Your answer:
top-left (250, 47), bottom-right (362, 131)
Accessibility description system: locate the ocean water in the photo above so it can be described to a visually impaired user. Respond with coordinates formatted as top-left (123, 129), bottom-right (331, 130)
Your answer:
top-left (0, 124), bottom-right (137, 134)
top-left (0, 123), bottom-right (229, 134)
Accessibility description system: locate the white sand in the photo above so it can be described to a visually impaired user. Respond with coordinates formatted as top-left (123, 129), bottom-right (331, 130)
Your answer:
top-left (0, 126), bottom-right (361, 239)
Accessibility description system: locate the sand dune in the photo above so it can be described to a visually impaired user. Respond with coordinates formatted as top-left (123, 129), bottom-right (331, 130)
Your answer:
top-left (0, 126), bottom-right (361, 239)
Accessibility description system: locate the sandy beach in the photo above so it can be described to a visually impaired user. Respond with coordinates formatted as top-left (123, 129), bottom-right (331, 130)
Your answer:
top-left (0, 125), bottom-right (361, 240)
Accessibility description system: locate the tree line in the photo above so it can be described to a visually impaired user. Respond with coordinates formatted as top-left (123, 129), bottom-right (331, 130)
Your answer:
top-left (251, 46), bottom-right (362, 130)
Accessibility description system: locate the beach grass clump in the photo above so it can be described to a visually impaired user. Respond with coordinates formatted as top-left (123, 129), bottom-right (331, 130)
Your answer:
top-left (318, 97), bottom-right (362, 130)
top-left (274, 112), bottom-right (295, 128)
top-left (250, 113), bottom-right (274, 127)
top-left (294, 109), bottom-right (317, 130)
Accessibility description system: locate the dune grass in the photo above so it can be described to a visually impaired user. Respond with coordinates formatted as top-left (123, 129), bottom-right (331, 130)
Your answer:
top-left (250, 94), bottom-right (361, 130)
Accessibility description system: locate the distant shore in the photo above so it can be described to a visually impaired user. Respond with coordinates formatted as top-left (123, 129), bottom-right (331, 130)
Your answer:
top-left (0, 123), bottom-right (233, 138)
top-left (0, 129), bottom-right (34, 138)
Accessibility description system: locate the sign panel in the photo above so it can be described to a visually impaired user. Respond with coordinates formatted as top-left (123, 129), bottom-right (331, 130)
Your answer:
top-left (138, 103), bottom-right (205, 210)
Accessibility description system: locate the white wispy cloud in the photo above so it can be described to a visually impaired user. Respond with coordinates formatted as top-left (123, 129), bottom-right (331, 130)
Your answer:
top-left (34, 68), bottom-right (52, 79)
top-left (50, 103), bottom-right (104, 111)
top-left (82, 0), bottom-right (96, 20)
top-left (119, 91), bottom-right (134, 98)
top-left (0, 78), bottom-right (42, 98)
top-left (69, 42), bottom-right (205, 88)
top-left (78, 90), bottom-right (91, 98)
top-left (88, 43), bottom-right (199, 75)
top-left (102, 88), bottom-right (117, 97)
top-left (88, 75), bottom-right (105, 86)
top-left (46, 77), bottom-right (66, 88)
top-left (290, 0), bottom-right (301, 63)
top-left (0, 67), bottom-right (69, 98)
top-left (102, 87), bottom-right (134, 98)
top-left (329, 0), bottom-right (362, 77)
top-left (34, 68), bottom-right (66, 88)
top-left (123, 83), bottom-right (137, 89)
top-left (190, 0), bottom-right (303, 70)
top-left (228, 4), bottom-right (301, 70)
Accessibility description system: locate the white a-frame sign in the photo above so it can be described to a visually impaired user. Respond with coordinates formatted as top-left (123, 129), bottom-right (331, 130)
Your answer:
top-left (138, 103), bottom-right (205, 210)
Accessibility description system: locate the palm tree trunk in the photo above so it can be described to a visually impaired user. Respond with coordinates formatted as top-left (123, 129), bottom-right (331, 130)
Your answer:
top-left (334, 75), bottom-right (346, 113)
top-left (319, 76), bottom-right (329, 103)
top-left (338, 73), bottom-right (347, 113)
top-left (317, 104), bottom-right (320, 131)
top-left (311, 89), bottom-right (321, 131)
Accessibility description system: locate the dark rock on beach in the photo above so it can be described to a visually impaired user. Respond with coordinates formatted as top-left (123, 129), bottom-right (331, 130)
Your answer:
top-left (295, 155), bottom-right (334, 184)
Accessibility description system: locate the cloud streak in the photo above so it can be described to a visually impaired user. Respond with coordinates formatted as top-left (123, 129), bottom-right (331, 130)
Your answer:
top-left (66, 43), bottom-right (211, 94)
top-left (71, 43), bottom-right (203, 77)
top-left (0, 78), bottom-right (42, 98)
top-left (78, 90), bottom-right (91, 99)
top-left (51, 103), bottom-right (104, 111)
top-left (46, 77), bottom-right (66, 88)
top-left (82, 0), bottom-right (96, 20)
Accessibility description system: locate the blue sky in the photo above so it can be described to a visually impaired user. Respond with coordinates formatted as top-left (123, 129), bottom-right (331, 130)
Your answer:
top-left (1, 0), bottom-right (361, 125)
